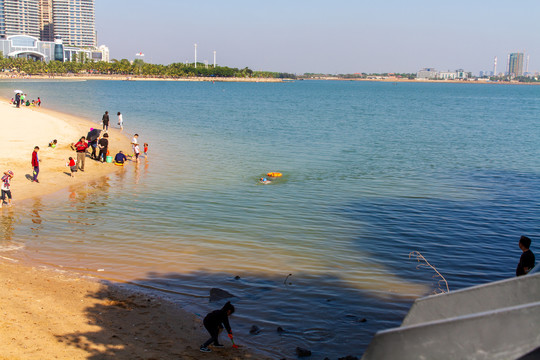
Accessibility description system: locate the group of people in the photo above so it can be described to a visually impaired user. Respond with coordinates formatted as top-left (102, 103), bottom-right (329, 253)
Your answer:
top-left (12, 93), bottom-right (41, 108)
top-left (101, 111), bottom-right (123, 131)
top-left (26, 109), bottom-right (147, 183)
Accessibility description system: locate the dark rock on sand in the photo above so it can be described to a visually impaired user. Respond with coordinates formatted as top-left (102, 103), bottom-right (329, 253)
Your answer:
top-left (277, 326), bottom-right (285, 333)
top-left (296, 347), bottom-right (312, 357)
top-left (359, 318), bottom-right (367, 323)
top-left (249, 325), bottom-right (261, 334)
top-left (209, 288), bottom-right (235, 302)
top-left (234, 275), bottom-right (241, 280)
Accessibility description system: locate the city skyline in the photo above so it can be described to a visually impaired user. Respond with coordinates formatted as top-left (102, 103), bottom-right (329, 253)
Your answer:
top-left (0, 0), bottom-right (96, 48)
top-left (95, 0), bottom-right (539, 74)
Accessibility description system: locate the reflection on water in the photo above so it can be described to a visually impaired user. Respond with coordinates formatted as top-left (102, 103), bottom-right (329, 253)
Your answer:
top-left (1, 80), bottom-right (539, 358)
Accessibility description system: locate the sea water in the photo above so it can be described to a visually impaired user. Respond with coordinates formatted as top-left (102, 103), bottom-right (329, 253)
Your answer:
top-left (0, 79), bottom-right (539, 358)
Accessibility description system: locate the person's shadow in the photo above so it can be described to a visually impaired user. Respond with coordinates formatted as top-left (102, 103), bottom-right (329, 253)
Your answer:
top-left (25, 174), bottom-right (33, 181)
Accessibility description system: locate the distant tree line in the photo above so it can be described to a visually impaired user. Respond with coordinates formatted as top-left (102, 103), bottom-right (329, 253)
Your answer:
top-left (0, 54), bottom-right (296, 79)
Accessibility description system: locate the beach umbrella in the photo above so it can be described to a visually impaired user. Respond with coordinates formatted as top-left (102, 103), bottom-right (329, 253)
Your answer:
top-left (14, 90), bottom-right (23, 94)
top-left (87, 128), bottom-right (101, 142)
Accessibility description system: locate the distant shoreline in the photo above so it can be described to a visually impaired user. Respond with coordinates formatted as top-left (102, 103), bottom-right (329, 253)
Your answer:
top-left (1, 73), bottom-right (538, 85)
top-left (0, 74), bottom-right (284, 82)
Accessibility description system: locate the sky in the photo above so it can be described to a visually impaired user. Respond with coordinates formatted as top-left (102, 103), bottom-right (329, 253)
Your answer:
top-left (96, 0), bottom-right (540, 75)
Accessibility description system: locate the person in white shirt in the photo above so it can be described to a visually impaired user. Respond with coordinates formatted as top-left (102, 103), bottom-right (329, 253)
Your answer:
top-left (117, 112), bottom-right (124, 130)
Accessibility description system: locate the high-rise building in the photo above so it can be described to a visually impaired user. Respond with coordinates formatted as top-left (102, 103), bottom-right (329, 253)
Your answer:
top-left (52, 0), bottom-right (96, 47)
top-left (40, 0), bottom-right (54, 41)
top-left (0, 0), bottom-right (41, 39)
top-left (508, 53), bottom-right (524, 77)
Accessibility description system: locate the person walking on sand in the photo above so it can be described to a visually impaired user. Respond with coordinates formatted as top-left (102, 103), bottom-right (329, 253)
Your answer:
top-left (1, 170), bottom-right (14, 207)
top-left (516, 236), bottom-right (535, 276)
top-left (200, 301), bottom-right (236, 352)
top-left (102, 111), bottom-right (110, 131)
top-left (66, 157), bottom-right (77, 178)
top-left (31, 146), bottom-right (40, 183)
top-left (72, 137), bottom-right (88, 171)
top-left (117, 112), bottom-right (123, 130)
top-left (97, 133), bottom-right (109, 163)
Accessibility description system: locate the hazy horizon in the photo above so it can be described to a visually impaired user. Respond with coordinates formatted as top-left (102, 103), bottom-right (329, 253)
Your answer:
top-left (96, 0), bottom-right (539, 75)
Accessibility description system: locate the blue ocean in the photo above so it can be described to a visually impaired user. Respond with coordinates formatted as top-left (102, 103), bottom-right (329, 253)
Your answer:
top-left (0, 79), bottom-right (539, 358)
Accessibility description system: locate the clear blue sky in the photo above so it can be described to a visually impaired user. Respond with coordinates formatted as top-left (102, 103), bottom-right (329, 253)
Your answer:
top-left (96, 0), bottom-right (540, 74)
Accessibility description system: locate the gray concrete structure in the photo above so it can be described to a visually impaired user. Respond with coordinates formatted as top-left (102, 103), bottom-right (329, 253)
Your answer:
top-left (403, 273), bottom-right (540, 326)
top-left (362, 273), bottom-right (540, 360)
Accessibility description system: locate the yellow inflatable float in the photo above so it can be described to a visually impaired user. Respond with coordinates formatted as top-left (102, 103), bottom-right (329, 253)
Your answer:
top-left (267, 172), bottom-right (282, 177)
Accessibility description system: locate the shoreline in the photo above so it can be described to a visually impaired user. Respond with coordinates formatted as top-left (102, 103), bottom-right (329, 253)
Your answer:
top-left (1, 73), bottom-right (538, 85)
top-left (0, 96), bottom-right (266, 359)
top-left (0, 97), bottom-right (133, 202)
top-left (0, 74), bottom-right (284, 82)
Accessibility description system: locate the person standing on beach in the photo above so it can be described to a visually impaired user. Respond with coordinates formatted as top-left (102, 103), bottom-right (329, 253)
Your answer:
top-left (72, 137), bottom-right (88, 171)
top-left (88, 136), bottom-right (98, 160)
top-left (516, 236), bottom-right (535, 276)
top-left (102, 111), bottom-right (110, 131)
top-left (37, 97), bottom-right (41, 107)
top-left (1, 170), bottom-right (14, 207)
top-left (97, 133), bottom-right (109, 163)
top-left (15, 93), bottom-right (20, 108)
top-left (200, 301), bottom-right (236, 352)
top-left (31, 146), bottom-right (40, 183)
top-left (131, 134), bottom-right (139, 157)
top-left (117, 112), bottom-right (123, 130)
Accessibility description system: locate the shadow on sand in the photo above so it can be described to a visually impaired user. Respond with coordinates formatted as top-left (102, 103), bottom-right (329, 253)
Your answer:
top-left (55, 269), bottom-right (416, 360)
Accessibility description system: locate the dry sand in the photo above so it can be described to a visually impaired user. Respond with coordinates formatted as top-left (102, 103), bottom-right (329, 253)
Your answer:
top-left (0, 99), bottom-right (266, 359)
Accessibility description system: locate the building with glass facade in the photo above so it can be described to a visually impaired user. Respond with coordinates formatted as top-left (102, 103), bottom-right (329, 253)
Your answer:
top-left (0, 0), bottom-right (106, 62)
top-left (0, 0), bottom-right (41, 39)
top-left (508, 53), bottom-right (524, 77)
top-left (0, 34), bottom-right (106, 62)
top-left (40, 0), bottom-right (54, 42)
top-left (52, 0), bottom-right (96, 48)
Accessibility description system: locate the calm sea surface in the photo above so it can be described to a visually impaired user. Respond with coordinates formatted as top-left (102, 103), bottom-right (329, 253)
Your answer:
top-left (0, 79), bottom-right (539, 358)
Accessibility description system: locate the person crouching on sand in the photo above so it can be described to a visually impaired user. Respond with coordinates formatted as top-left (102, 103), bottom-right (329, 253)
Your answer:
top-left (200, 301), bottom-right (235, 352)
top-left (114, 150), bottom-right (127, 165)
top-left (1, 170), bottom-right (14, 207)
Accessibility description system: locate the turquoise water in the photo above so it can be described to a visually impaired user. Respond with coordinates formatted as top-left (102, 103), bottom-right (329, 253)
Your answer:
top-left (0, 80), bottom-right (539, 358)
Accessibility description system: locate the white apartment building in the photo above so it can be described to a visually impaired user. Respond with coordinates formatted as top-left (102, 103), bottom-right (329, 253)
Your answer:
top-left (52, 0), bottom-right (96, 48)
top-left (0, 0), bottom-right (41, 39)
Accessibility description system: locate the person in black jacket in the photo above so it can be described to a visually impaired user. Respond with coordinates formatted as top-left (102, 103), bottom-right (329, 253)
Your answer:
top-left (102, 111), bottom-right (110, 131)
top-left (200, 301), bottom-right (235, 352)
top-left (97, 133), bottom-right (109, 163)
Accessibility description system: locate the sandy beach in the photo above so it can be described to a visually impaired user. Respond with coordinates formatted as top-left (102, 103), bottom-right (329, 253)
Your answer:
top-left (0, 99), bottom-right (265, 359)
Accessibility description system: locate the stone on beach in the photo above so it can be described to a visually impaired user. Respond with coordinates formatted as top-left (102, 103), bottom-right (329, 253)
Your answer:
top-left (209, 287), bottom-right (235, 302)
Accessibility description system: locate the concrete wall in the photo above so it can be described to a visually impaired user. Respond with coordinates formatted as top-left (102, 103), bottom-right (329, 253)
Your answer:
top-left (403, 273), bottom-right (540, 326)
top-left (362, 301), bottom-right (540, 360)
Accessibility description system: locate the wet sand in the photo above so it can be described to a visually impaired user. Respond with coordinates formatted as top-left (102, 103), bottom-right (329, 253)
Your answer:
top-left (0, 99), bottom-right (266, 359)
